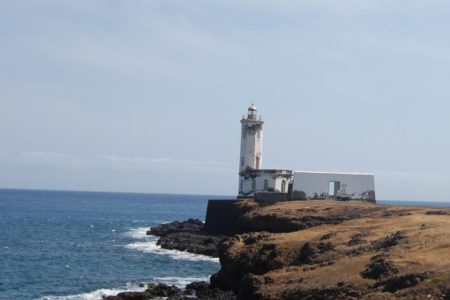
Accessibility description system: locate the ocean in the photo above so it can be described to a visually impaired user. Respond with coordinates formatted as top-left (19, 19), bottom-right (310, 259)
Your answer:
top-left (0, 189), bottom-right (232, 300)
top-left (1, 189), bottom-right (449, 300)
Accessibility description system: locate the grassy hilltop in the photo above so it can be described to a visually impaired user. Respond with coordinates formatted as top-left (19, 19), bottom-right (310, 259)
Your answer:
top-left (210, 200), bottom-right (450, 299)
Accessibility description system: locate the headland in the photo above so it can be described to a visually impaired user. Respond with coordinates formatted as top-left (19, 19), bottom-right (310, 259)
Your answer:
top-left (106, 199), bottom-right (450, 299)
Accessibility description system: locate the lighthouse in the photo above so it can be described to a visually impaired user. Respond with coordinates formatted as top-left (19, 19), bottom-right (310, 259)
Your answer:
top-left (239, 104), bottom-right (263, 173)
top-left (234, 105), bottom-right (374, 201)
top-left (238, 105), bottom-right (292, 197)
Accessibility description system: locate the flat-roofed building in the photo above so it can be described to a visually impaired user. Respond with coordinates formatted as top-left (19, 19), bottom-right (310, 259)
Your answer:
top-left (292, 171), bottom-right (375, 202)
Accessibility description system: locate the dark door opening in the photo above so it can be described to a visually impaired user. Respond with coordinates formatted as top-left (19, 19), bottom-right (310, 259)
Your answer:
top-left (328, 181), bottom-right (341, 198)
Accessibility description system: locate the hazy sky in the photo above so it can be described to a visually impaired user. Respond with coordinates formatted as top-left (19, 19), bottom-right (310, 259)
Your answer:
top-left (1, 1), bottom-right (450, 201)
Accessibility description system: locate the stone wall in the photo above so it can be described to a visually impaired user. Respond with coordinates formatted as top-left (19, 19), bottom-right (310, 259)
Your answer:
top-left (254, 192), bottom-right (289, 206)
top-left (203, 199), bottom-right (247, 235)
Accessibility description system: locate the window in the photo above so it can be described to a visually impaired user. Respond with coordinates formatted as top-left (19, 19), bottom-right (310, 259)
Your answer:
top-left (252, 179), bottom-right (256, 192)
top-left (240, 179), bottom-right (244, 191)
top-left (281, 180), bottom-right (286, 193)
top-left (264, 179), bottom-right (268, 191)
top-left (241, 157), bottom-right (244, 167)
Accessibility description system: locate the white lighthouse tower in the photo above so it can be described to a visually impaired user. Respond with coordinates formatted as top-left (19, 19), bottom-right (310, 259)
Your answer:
top-left (238, 105), bottom-right (292, 197)
top-left (239, 104), bottom-right (263, 173)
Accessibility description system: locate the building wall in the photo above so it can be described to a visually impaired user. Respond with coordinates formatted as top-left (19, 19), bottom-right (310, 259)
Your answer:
top-left (254, 192), bottom-right (289, 205)
top-left (292, 171), bottom-right (375, 201)
top-left (239, 119), bottom-right (263, 173)
top-left (203, 200), bottom-right (247, 235)
top-left (239, 173), bottom-right (289, 196)
top-left (239, 177), bottom-right (253, 195)
top-left (274, 177), bottom-right (288, 193)
top-left (239, 175), bottom-right (274, 196)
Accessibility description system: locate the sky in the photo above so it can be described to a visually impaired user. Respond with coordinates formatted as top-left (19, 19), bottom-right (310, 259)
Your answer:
top-left (1, 1), bottom-right (450, 201)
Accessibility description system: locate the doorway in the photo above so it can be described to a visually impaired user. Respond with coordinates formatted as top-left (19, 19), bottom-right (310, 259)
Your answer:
top-left (281, 180), bottom-right (286, 193)
top-left (328, 181), bottom-right (341, 198)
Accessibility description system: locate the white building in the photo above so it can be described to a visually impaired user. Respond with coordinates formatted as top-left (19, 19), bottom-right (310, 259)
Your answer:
top-left (236, 105), bottom-right (376, 202)
top-left (292, 171), bottom-right (376, 201)
top-left (238, 105), bottom-right (293, 197)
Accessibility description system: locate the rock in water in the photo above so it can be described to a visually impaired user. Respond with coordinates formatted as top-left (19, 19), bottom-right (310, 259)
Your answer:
top-left (146, 219), bottom-right (226, 257)
top-left (147, 218), bottom-right (203, 236)
top-left (102, 292), bottom-right (146, 300)
top-left (157, 232), bottom-right (225, 257)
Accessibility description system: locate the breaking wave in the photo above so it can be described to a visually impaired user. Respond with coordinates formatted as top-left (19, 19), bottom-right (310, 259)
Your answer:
top-left (124, 227), bottom-right (149, 239)
top-left (36, 282), bottom-right (145, 300)
top-left (36, 276), bottom-right (209, 300)
top-left (152, 276), bottom-right (210, 287)
top-left (124, 227), bottom-right (219, 263)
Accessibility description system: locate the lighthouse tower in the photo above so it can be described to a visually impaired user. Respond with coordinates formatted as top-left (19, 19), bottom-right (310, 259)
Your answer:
top-left (238, 105), bottom-right (264, 195)
top-left (239, 104), bottom-right (263, 173)
top-left (238, 105), bottom-right (292, 197)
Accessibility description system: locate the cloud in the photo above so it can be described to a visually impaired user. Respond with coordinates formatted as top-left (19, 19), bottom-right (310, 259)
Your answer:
top-left (0, 151), bottom-right (231, 174)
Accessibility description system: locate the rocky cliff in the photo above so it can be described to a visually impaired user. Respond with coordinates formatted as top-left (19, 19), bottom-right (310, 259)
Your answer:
top-left (210, 200), bottom-right (450, 299)
top-left (110, 199), bottom-right (450, 299)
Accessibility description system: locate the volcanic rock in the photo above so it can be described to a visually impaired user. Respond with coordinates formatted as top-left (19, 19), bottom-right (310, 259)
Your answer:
top-left (209, 200), bottom-right (450, 299)
top-left (373, 272), bottom-right (431, 292)
top-left (112, 200), bottom-right (450, 299)
top-left (147, 218), bottom-right (225, 257)
top-left (361, 255), bottom-right (398, 280)
top-left (157, 232), bottom-right (224, 257)
top-left (371, 231), bottom-right (406, 251)
top-left (147, 219), bottom-right (203, 236)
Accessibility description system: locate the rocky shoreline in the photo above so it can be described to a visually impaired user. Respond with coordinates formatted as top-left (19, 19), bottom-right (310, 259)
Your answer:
top-left (107, 199), bottom-right (450, 300)
top-left (104, 219), bottom-right (233, 300)
top-left (103, 281), bottom-right (235, 300)
top-left (147, 218), bottom-right (226, 257)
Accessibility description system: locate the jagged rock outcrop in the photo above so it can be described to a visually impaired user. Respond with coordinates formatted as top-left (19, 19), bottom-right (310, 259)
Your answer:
top-left (360, 255), bottom-right (398, 280)
top-left (156, 232), bottom-right (224, 257)
top-left (147, 219), bottom-right (225, 257)
top-left (113, 200), bottom-right (450, 299)
top-left (147, 218), bottom-right (203, 236)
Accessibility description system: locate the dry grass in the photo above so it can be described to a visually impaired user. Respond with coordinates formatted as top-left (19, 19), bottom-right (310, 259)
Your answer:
top-left (226, 200), bottom-right (450, 298)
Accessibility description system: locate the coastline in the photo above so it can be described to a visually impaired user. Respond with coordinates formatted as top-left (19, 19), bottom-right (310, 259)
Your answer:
top-left (1, 190), bottom-right (221, 300)
top-left (107, 199), bottom-right (450, 299)
top-left (104, 219), bottom-right (233, 300)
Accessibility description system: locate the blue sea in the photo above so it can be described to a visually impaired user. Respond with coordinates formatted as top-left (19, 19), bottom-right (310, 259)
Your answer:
top-left (1, 189), bottom-right (449, 300)
top-left (0, 189), bottom-right (234, 300)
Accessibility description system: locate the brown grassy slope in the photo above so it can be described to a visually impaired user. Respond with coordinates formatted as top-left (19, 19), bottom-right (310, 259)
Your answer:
top-left (213, 200), bottom-right (450, 299)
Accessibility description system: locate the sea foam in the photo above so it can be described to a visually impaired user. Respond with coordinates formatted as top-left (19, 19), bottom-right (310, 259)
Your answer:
top-left (124, 227), bottom-right (219, 263)
top-left (36, 276), bottom-right (211, 300)
top-left (152, 276), bottom-right (210, 287)
top-left (36, 282), bottom-right (145, 300)
top-left (124, 226), bottom-right (149, 239)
